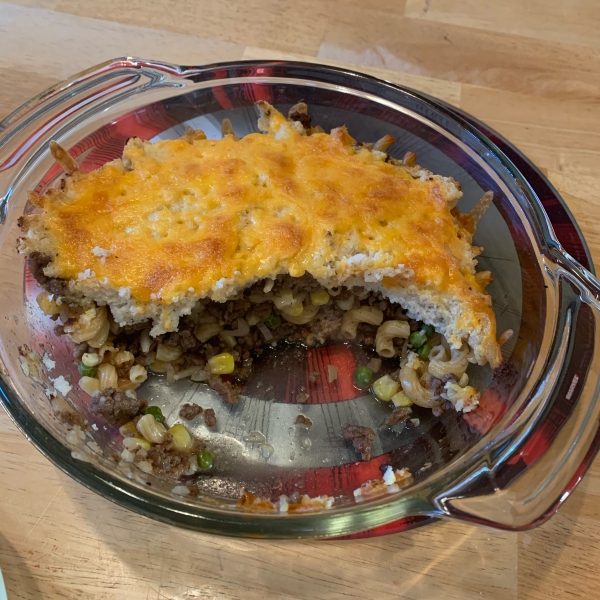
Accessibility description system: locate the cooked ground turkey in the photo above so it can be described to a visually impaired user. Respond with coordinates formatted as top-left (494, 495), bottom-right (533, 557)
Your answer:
top-left (89, 387), bottom-right (147, 427)
top-left (289, 110), bottom-right (312, 130)
top-left (204, 408), bottom-right (217, 427)
top-left (48, 271), bottom-right (418, 408)
top-left (421, 373), bottom-right (457, 396)
top-left (28, 253), bottom-right (70, 298)
top-left (146, 433), bottom-right (192, 478)
top-left (58, 410), bottom-right (88, 429)
top-left (342, 424), bottom-right (377, 461)
top-left (207, 375), bottom-right (241, 405)
top-left (381, 407), bottom-right (412, 427)
top-left (179, 403), bottom-right (203, 420)
top-left (28, 252), bottom-right (51, 286)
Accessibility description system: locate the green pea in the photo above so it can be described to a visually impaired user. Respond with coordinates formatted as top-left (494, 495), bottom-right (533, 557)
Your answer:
top-left (409, 330), bottom-right (427, 348)
top-left (142, 405), bottom-right (164, 423)
top-left (264, 313), bottom-right (281, 330)
top-left (418, 342), bottom-right (432, 360)
top-left (197, 450), bottom-right (214, 470)
top-left (422, 324), bottom-right (435, 338)
top-left (353, 365), bottom-right (373, 388)
top-left (78, 362), bottom-right (98, 377)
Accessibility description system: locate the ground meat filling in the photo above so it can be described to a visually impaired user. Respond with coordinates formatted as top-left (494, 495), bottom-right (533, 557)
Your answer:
top-left (207, 375), bottom-right (241, 405)
top-left (28, 252), bottom-right (51, 286)
top-left (146, 433), bottom-right (192, 478)
top-left (51, 272), bottom-right (416, 408)
top-left (288, 110), bottom-right (312, 130)
top-left (381, 407), bottom-right (412, 428)
top-left (179, 403), bottom-right (203, 420)
top-left (204, 408), bottom-right (217, 427)
top-left (89, 387), bottom-right (147, 427)
top-left (421, 373), bottom-right (457, 397)
top-left (28, 253), bottom-right (70, 298)
top-left (342, 424), bottom-right (377, 461)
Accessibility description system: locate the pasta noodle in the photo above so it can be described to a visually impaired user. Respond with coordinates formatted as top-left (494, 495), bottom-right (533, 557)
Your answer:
top-left (400, 364), bottom-right (442, 408)
top-left (281, 302), bottom-right (319, 325)
top-left (129, 365), bottom-right (148, 385)
top-left (140, 329), bottom-right (152, 353)
top-left (114, 351), bottom-right (134, 366)
top-left (86, 317), bottom-right (110, 349)
top-left (97, 363), bottom-right (118, 390)
top-left (375, 320), bottom-right (411, 358)
top-left (156, 344), bottom-right (183, 363)
top-left (341, 306), bottom-right (384, 339)
top-left (68, 306), bottom-right (108, 344)
top-left (428, 345), bottom-right (469, 379)
top-left (194, 323), bottom-right (223, 343)
top-left (335, 295), bottom-right (355, 311)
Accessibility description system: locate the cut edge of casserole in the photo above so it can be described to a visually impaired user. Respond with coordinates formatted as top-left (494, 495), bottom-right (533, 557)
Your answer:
top-left (18, 101), bottom-right (503, 369)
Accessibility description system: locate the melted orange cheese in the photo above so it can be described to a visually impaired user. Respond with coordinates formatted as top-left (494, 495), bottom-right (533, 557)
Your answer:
top-left (39, 126), bottom-right (479, 304)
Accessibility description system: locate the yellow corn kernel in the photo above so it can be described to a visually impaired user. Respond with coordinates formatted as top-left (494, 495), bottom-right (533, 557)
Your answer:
top-left (208, 352), bottom-right (235, 375)
top-left (373, 374), bottom-right (400, 401)
top-left (169, 424), bottom-right (193, 452)
top-left (149, 359), bottom-right (167, 373)
top-left (392, 391), bottom-right (413, 407)
top-left (122, 436), bottom-right (152, 451)
top-left (310, 289), bottom-right (330, 306)
top-left (119, 421), bottom-right (137, 437)
top-left (79, 376), bottom-right (101, 396)
top-left (459, 373), bottom-right (469, 387)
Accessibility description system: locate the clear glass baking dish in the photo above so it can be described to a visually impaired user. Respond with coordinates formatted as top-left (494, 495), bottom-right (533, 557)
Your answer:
top-left (1, 58), bottom-right (600, 539)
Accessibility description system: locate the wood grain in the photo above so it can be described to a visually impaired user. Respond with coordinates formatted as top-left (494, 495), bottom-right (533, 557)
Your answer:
top-left (1, 1), bottom-right (600, 598)
top-left (319, 6), bottom-right (600, 100)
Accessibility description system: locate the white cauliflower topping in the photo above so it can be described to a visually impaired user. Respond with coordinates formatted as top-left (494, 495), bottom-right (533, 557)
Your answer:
top-left (51, 375), bottom-right (72, 396)
top-left (42, 353), bottom-right (56, 371)
top-left (77, 268), bottom-right (96, 280)
top-left (443, 382), bottom-right (480, 413)
top-left (353, 467), bottom-right (414, 501)
top-left (92, 246), bottom-right (111, 264)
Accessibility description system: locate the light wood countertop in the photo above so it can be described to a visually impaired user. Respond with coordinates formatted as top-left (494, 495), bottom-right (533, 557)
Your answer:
top-left (1, 1), bottom-right (600, 598)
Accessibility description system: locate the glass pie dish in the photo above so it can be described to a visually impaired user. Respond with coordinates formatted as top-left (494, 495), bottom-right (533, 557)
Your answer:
top-left (1, 58), bottom-right (600, 539)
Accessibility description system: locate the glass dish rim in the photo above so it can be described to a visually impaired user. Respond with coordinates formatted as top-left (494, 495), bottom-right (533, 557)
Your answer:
top-left (0, 57), bottom-right (598, 538)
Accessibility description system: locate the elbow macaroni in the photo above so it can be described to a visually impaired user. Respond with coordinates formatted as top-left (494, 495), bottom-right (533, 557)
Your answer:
top-left (341, 306), bottom-right (384, 339)
top-left (400, 364), bottom-right (442, 408)
top-left (375, 320), bottom-right (410, 358)
top-left (428, 345), bottom-right (469, 379)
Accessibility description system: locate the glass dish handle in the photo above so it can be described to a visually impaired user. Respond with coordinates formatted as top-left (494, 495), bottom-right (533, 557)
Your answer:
top-left (424, 247), bottom-right (600, 530)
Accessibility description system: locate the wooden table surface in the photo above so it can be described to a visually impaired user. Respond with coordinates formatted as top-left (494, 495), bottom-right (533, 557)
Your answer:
top-left (2, 1), bottom-right (600, 598)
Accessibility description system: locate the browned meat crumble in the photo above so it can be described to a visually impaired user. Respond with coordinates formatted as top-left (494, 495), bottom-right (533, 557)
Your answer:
top-left (89, 387), bottom-right (147, 427)
top-left (179, 403), bottom-right (203, 420)
top-left (204, 408), bottom-right (217, 428)
top-left (342, 424), bottom-right (377, 461)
